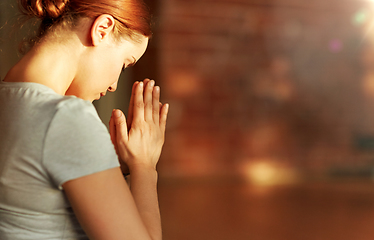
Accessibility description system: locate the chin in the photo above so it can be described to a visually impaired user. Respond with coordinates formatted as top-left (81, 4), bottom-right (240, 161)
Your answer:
top-left (91, 94), bottom-right (101, 102)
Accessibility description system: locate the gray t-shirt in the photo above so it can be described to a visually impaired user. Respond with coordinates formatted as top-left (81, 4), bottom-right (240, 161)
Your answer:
top-left (0, 81), bottom-right (120, 239)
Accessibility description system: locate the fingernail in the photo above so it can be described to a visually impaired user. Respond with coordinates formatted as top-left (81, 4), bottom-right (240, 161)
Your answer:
top-left (149, 80), bottom-right (155, 87)
top-left (114, 110), bottom-right (122, 118)
top-left (139, 82), bottom-right (144, 88)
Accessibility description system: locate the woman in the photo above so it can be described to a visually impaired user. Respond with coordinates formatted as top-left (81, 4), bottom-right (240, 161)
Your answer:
top-left (0, 0), bottom-right (168, 239)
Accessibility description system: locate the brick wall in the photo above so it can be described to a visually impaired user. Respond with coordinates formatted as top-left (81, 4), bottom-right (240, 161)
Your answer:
top-left (150, 0), bottom-right (374, 179)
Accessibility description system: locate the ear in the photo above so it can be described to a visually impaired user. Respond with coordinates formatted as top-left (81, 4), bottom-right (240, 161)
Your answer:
top-left (90, 14), bottom-right (116, 46)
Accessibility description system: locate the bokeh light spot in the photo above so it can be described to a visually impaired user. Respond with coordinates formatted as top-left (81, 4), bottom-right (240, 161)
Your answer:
top-left (240, 159), bottom-right (300, 186)
top-left (352, 9), bottom-right (369, 26)
top-left (329, 39), bottom-right (343, 53)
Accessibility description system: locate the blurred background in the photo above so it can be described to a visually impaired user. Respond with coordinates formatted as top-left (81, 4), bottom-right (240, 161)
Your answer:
top-left (2, 0), bottom-right (374, 239)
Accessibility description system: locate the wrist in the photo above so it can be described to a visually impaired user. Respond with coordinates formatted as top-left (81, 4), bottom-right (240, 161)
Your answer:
top-left (129, 163), bottom-right (158, 180)
top-left (128, 161), bottom-right (157, 173)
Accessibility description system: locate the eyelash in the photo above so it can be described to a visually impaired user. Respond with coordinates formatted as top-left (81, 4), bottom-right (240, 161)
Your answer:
top-left (122, 61), bottom-right (136, 72)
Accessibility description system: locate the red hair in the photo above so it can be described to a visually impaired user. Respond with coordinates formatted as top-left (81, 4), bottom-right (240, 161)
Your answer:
top-left (19, 0), bottom-right (152, 42)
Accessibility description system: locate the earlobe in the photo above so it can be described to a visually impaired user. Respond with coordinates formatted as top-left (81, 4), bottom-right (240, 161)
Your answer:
top-left (91, 14), bottom-right (116, 46)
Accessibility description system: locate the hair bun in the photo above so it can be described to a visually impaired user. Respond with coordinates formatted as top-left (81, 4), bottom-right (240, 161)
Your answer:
top-left (20, 0), bottom-right (69, 19)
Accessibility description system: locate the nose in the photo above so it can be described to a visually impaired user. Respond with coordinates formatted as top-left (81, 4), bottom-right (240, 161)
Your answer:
top-left (108, 82), bottom-right (118, 92)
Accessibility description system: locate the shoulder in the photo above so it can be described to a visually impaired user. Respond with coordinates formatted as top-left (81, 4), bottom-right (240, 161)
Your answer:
top-left (55, 96), bottom-right (95, 111)
top-left (43, 96), bottom-right (119, 189)
top-left (49, 96), bottom-right (102, 125)
top-left (0, 82), bottom-right (99, 123)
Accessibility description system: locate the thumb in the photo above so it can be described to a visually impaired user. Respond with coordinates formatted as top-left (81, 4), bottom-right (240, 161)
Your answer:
top-left (109, 112), bottom-right (117, 147)
top-left (112, 109), bottom-right (128, 142)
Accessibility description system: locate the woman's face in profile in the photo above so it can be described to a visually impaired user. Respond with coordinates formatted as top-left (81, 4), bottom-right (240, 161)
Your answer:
top-left (66, 35), bottom-right (149, 101)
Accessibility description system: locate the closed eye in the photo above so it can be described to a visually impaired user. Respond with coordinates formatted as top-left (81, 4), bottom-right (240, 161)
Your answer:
top-left (122, 57), bottom-right (137, 72)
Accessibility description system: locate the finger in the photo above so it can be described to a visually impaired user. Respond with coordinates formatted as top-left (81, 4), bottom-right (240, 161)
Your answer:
top-left (144, 80), bottom-right (155, 122)
top-left (159, 102), bottom-right (163, 117)
top-left (127, 81), bottom-right (138, 128)
top-left (109, 111), bottom-right (117, 149)
top-left (113, 109), bottom-right (128, 143)
top-left (132, 81), bottom-right (145, 125)
top-left (160, 103), bottom-right (169, 132)
top-left (142, 78), bottom-right (151, 89)
top-left (152, 86), bottom-right (160, 124)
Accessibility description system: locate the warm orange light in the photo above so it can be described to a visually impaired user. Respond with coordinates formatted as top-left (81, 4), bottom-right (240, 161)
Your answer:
top-left (240, 159), bottom-right (300, 186)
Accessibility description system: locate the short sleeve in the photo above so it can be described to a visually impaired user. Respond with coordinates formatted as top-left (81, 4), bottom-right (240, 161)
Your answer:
top-left (43, 98), bottom-right (120, 189)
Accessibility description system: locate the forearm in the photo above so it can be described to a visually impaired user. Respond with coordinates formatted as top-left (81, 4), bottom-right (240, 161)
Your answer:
top-left (129, 166), bottom-right (162, 240)
top-left (109, 80), bottom-right (167, 240)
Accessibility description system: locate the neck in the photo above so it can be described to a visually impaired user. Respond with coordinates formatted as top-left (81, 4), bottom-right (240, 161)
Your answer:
top-left (4, 36), bottom-right (82, 95)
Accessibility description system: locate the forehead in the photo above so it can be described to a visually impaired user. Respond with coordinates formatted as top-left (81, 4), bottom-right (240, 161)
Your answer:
top-left (117, 35), bottom-right (148, 59)
top-left (132, 36), bottom-right (149, 60)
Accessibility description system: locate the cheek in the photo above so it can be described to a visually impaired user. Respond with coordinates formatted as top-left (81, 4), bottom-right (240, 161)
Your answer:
top-left (98, 51), bottom-right (124, 84)
top-left (111, 60), bottom-right (124, 77)
top-left (108, 65), bottom-right (122, 82)
top-left (95, 61), bottom-right (120, 82)
top-left (102, 65), bottom-right (122, 89)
